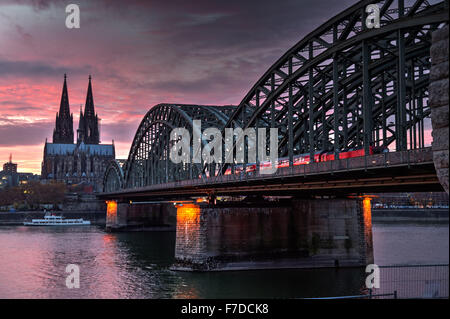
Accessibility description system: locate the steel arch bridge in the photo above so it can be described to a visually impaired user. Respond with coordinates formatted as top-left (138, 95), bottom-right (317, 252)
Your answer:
top-left (105, 104), bottom-right (236, 190)
top-left (104, 0), bottom-right (449, 193)
top-left (103, 159), bottom-right (126, 193)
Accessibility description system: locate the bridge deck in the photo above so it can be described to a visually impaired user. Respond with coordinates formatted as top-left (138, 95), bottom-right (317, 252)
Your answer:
top-left (100, 148), bottom-right (441, 200)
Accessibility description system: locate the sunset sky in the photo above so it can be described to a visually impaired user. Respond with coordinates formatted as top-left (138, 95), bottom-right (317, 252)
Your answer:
top-left (1, 0), bottom-right (377, 174)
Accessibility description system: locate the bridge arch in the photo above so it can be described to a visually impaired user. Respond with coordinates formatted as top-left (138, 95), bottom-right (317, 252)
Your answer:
top-left (123, 103), bottom-right (235, 188)
top-left (103, 159), bottom-right (125, 192)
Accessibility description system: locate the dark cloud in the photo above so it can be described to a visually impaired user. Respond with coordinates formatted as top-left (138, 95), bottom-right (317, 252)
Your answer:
top-left (0, 118), bottom-right (140, 147)
top-left (100, 122), bottom-right (139, 144)
top-left (0, 0), bottom-right (62, 11)
top-left (15, 25), bottom-right (33, 44)
top-left (94, 0), bottom-right (357, 102)
top-left (0, 122), bottom-right (52, 146)
top-left (0, 100), bottom-right (32, 108)
top-left (0, 59), bottom-right (93, 78)
top-left (0, 119), bottom-right (139, 147)
top-left (118, 0), bottom-right (356, 50)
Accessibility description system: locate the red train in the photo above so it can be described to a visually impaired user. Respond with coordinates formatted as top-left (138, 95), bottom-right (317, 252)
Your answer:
top-left (222, 145), bottom-right (387, 175)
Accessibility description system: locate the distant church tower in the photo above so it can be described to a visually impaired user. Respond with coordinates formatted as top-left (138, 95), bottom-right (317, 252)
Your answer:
top-left (53, 74), bottom-right (74, 143)
top-left (77, 75), bottom-right (100, 144)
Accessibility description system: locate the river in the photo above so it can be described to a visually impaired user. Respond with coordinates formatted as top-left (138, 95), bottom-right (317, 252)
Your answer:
top-left (0, 221), bottom-right (448, 298)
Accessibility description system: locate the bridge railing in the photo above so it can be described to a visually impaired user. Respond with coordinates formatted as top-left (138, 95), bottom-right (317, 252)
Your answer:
top-left (302, 264), bottom-right (449, 299)
top-left (302, 291), bottom-right (398, 299)
top-left (373, 264), bottom-right (449, 299)
top-left (209, 148), bottom-right (433, 186)
top-left (109, 148), bottom-right (435, 194)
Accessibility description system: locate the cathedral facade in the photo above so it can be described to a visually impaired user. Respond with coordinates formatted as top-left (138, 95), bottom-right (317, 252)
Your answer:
top-left (41, 75), bottom-right (115, 192)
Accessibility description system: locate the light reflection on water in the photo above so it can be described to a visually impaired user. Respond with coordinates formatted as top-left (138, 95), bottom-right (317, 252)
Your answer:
top-left (0, 222), bottom-right (448, 299)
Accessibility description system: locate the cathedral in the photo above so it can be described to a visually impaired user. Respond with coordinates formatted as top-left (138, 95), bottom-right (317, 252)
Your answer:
top-left (41, 75), bottom-right (115, 192)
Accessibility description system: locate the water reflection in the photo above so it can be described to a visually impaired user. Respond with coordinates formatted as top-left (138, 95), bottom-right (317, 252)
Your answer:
top-left (106, 200), bottom-right (117, 225)
top-left (175, 203), bottom-right (202, 259)
top-left (174, 267), bottom-right (367, 298)
top-left (0, 221), bottom-right (448, 298)
top-left (363, 197), bottom-right (374, 263)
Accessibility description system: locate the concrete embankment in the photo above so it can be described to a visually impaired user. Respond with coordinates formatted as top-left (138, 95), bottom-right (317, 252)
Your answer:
top-left (0, 211), bottom-right (106, 226)
top-left (372, 209), bottom-right (449, 222)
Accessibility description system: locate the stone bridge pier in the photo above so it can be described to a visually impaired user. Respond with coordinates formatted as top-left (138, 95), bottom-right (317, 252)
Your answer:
top-left (172, 198), bottom-right (373, 271)
top-left (105, 200), bottom-right (176, 232)
top-left (430, 25), bottom-right (449, 194)
top-left (104, 197), bottom-right (373, 271)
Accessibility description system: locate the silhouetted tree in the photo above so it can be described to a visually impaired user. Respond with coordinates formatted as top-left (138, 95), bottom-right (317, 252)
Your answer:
top-left (0, 181), bottom-right (66, 209)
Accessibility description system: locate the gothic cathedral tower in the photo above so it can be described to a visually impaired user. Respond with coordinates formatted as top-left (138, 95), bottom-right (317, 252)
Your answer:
top-left (77, 75), bottom-right (100, 144)
top-left (53, 74), bottom-right (74, 143)
top-left (43, 74), bottom-right (114, 191)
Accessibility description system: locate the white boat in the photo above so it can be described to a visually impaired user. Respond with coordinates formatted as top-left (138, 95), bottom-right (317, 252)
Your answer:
top-left (24, 213), bottom-right (91, 226)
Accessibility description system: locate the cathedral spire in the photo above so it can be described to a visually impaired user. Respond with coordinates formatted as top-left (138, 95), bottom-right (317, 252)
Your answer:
top-left (59, 73), bottom-right (70, 118)
top-left (84, 75), bottom-right (95, 117)
top-left (77, 75), bottom-right (99, 144)
top-left (53, 74), bottom-right (74, 144)
top-left (77, 104), bottom-right (84, 144)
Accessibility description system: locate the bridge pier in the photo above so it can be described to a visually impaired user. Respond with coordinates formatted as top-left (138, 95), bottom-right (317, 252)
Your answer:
top-left (172, 198), bottom-right (373, 271)
top-left (105, 200), bottom-right (176, 232)
top-left (430, 25), bottom-right (449, 194)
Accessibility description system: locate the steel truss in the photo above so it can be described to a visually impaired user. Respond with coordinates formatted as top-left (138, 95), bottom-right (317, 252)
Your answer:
top-left (103, 159), bottom-right (125, 192)
top-left (122, 104), bottom-right (235, 189)
top-left (222, 0), bottom-right (448, 171)
top-left (105, 0), bottom-right (449, 191)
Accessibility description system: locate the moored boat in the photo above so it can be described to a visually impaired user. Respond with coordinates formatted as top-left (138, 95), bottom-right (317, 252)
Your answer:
top-left (24, 213), bottom-right (91, 226)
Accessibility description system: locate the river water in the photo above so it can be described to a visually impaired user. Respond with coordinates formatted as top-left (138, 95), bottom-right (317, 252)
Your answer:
top-left (0, 221), bottom-right (448, 298)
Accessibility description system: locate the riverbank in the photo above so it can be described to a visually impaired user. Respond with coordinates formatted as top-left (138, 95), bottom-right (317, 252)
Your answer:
top-left (372, 208), bottom-right (449, 222)
top-left (0, 211), bottom-right (106, 226)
